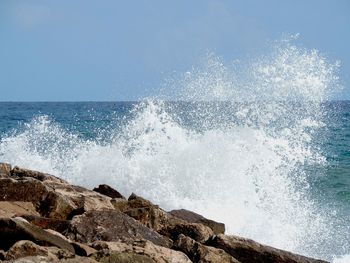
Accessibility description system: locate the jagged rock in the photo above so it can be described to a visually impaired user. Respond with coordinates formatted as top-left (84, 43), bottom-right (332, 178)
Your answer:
top-left (160, 223), bottom-right (213, 243)
top-left (66, 209), bottom-right (172, 248)
top-left (175, 234), bottom-right (240, 263)
top-left (0, 162), bottom-right (11, 177)
top-left (110, 198), bottom-right (129, 211)
top-left (11, 166), bottom-right (68, 184)
top-left (46, 246), bottom-right (75, 259)
top-left (0, 167), bottom-right (114, 220)
top-left (93, 251), bottom-right (156, 263)
top-left (91, 239), bottom-right (192, 263)
top-left (0, 177), bottom-right (76, 219)
top-left (207, 234), bottom-right (329, 263)
top-left (71, 242), bottom-right (96, 257)
top-left (21, 215), bottom-right (69, 233)
top-left (8, 255), bottom-right (97, 263)
top-left (169, 209), bottom-right (225, 235)
top-left (5, 240), bottom-right (48, 260)
top-left (93, 184), bottom-right (125, 199)
top-left (0, 217), bottom-right (75, 253)
top-left (0, 202), bottom-right (40, 218)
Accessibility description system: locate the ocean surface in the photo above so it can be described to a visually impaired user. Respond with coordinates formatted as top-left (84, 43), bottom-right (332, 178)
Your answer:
top-left (1, 40), bottom-right (349, 262)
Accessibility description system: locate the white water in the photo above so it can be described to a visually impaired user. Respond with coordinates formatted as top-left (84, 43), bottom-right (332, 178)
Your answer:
top-left (0, 38), bottom-right (348, 261)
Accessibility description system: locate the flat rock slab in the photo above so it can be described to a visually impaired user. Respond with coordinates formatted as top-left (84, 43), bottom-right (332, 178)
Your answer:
top-left (0, 217), bottom-right (74, 253)
top-left (67, 209), bottom-right (172, 248)
top-left (0, 202), bottom-right (40, 218)
top-left (208, 234), bottom-right (329, 263)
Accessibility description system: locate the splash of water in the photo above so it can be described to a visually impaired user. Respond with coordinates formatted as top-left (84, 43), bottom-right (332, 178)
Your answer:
top-left (0, 38), bottom-right (347, 261)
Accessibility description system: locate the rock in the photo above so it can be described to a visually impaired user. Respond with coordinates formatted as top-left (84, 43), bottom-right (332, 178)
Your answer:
top-left (71, 242), bottom-right (96, 257)
top-left (0, 177), bottom-right (76, 219)
top-left (93, 251), bottom-right (156, 263)
top-left (66, 209), bottom-right (172, 248)
top-left (110, 198), bottom-right (129, 211)
top-left (0, 250), bottom-right (5, 261)
top-left (0, 202), bottom-right (40, 218)
top-left (21, 215), bottom-right (70, 233)
top-left (91, 239), bottom-right (192, 263)
top-left (169, 209), bottom-right (225, 235)
top-left (0, 217), bottom-right (75, 253)
top-left (160, 223), bottom-right (213, 243)
top-left (0, 170), bottom-right (114, 220)
top-left (11, 166), bottom-right (68, 184)
top-left (93, 184), bottom-right (125, 199)
top-left (175, 234), bottom-right (240, 263)
top-left (208, 234), bottom-right (329, 263)
top-left (5, 240), bottom-right (48, 260)
top-left (0, 162), bottom-right (11, 177)
top-left (46, 246), bottom-right (75, 259)
top-left (44, 229), bottom-right (71, 242)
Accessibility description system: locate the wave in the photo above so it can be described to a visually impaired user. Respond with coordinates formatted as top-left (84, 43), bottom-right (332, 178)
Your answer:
top-left (0, 37), bottom-right (347, 261)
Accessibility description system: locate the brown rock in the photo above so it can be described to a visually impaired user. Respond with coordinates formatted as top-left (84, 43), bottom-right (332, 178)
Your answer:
top-left (11, 166), bottom-right (68, 184)
top-left (71, 242), bottom-right (96, 257)
top-left (0, 217), bottom-right (75, 253)
top-left (0, 202), bottom-right (40, 218)
top-left (91, 239), bottom-right (192, 263)
top-left (21, 215), bottom-right (70, 233)
top-left (0, 250), bottom-right (5, 261)
top-left (110, 198), bottom-right (129, 211)
top-left (5, 240), bottom-right (48, 260)
top-left (67, 209), bottom-right (172, 248)
top-left (93, 251), bottom-right (156, 263)
top-left (0, 162), bottom-right (11, 177)
top-left (175, 234), bottom-right (240, 263)
top-left (93, 184), bottom-right (125, 199)
top-left (160, 223), bottom-right (213, 243)
top-left (208, 234), bottom-right (329, 263)
top-left (169, 209), bottom-right (225, 235)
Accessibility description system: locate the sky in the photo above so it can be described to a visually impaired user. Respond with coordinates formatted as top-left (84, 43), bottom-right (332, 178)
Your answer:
top-left (0, 0), bottom-right (349, 101)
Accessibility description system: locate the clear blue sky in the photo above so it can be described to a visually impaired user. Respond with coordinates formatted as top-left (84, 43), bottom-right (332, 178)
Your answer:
top-left (0, 0), bottom-right (349, 101)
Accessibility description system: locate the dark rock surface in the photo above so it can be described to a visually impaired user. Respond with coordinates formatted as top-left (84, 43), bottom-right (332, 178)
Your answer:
top-left (207, 234), bottom-right (328, 263)
top-left (66, 209), bottom-right (172, 248)
top-left (93, 184), bottom-right (125, 199)
top-left (169, 209), bottom-right (225, 235)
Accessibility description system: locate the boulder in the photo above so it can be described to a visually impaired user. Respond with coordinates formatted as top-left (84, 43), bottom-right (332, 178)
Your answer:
top-left (5, 240), bottom-right (48, 261)
top-left (21, 215), bottom-right (70, 233)
top-left (0, 217), bottom-right (75, 253)
top-left (11, 166), bottom-right (68, 184)
top-left (66, 209), bottom-right (172, 248)
top-left (0, 162), bottom-right (11, 177)
top-left (169, 209), bottom-right (225, 235)
top-left (160, 223), bottom-right (213, 243)
top-left (0, 250), bottom-right (5, 261)
top-left (71, 242), bottom-right (96, 257)
top-left (93, 184), bottom-right (125, 199)
top-left (207, 234), bottom-right (329, 263)
top-left (175, 234), bottom-right (240, 263)
top-left (91, 239), bottom-right (192, 263)
top-left (0, 168), bottom-right (115, 220)
top-left (0, 201), bottom-right (40, 218)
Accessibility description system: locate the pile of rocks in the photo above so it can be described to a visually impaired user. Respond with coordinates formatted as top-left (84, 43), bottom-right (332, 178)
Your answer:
top-left (0, 163), bottom-right (328, 263)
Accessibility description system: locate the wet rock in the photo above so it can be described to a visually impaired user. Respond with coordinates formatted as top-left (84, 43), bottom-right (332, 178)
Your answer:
top-left (93, 184), bottom-right (125, 199)
top-left (0, 162), bottom-right (11, 177)
top-left (160, 223), bottom-right (213, 243)
top-left (169, 209), bottom-right (225, 235)
top-left (0, 202), bottom-right (40, 218)
top-left (208, 234), bottom-right (329, 263)
top-left (175, 234), bottom-right (240, 263)
top-left (11, 166), bottom-right (68, 184)
top-left (91, 239), bottom-right (192, 263)
top-left (67, 209), bottom-right (172, 248)
top-left (0, 217), bottom-right (75, 253)
top-left (5, 240), bottom-right (48, 261)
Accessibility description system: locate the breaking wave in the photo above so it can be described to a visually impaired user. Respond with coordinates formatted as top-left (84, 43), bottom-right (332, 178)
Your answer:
top-left (0, 37), bottom-right (348, 261)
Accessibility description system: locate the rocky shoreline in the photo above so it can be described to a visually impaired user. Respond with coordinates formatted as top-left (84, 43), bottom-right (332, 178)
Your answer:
top-left (0, 163), bottom-right (328, 263)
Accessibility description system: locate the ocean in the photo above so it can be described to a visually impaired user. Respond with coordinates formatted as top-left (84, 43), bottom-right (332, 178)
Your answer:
top-left (0, 41), bottom-right (349, 262)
